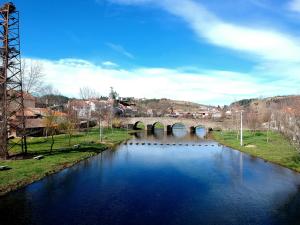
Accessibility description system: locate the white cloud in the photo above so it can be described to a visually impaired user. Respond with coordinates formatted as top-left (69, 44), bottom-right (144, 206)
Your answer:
top-left (102, 61), bottom-right (119, 68)
top-left (24, 57), bottom-right (300, 105)
top-left (49, 0), bottom-right (300, 105)
top-left (107, 0), bottom-right (300, 63)
top-left (288, 0), bottom-right (300, 12)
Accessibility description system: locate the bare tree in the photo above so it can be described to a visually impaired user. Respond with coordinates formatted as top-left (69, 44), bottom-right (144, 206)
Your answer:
top-left (246, 110), bottom-right (259, 132)
top-left (44, 110), bottom-right (58, 153)
top-left (261, 107), bottom-right (272, 143)
top-left (92, 101), bottom-right (107, 142)
top-left (79, 87), bottom-right (100, 139)
top-left (79, 87), bottom-right (99, 100)
top-left (59, 106), bottom-right (77, 146)
top-left (109, 87), bottom-right (119, 104)
top-left (21, 60), bottom-right (44, 95)
top-left (39, 84), bottom-right (61, 107)
top-left (108, 87), bottom-right (119, 130)
top-left (41, 84), bottom-right (60, 96)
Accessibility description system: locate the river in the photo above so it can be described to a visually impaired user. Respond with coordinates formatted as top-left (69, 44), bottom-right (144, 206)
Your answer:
top-left (1, 127), bottom-right (300, 225)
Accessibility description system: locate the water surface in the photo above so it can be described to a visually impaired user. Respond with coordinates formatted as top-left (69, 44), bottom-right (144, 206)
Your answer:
top-left (1, 129), bottom-right (300, 225)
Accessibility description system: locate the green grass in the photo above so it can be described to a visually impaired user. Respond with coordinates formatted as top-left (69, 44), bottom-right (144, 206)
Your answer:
top-left (135, 122), bottom-right (145, 130)
top-left (153, 122), bottom-right (164, 129)
top-left (0, 128), bottom-right (131, 196)
top-left (212, 130), bottom-right (300, 172)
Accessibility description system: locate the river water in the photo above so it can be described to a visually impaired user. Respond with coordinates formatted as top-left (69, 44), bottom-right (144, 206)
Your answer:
top-left (1, 127), bottom-right (300, 225)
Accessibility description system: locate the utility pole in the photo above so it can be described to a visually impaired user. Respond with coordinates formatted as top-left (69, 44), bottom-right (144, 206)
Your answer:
top-left (240, 111), bottom-right (243, 146)
top-left (99, 118), bottom-right (103, 142)
top-left (99, 106), bottom-right (103, 142)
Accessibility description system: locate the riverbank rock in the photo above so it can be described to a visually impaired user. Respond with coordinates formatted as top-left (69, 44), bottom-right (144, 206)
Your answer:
top-left (245, 145), bottom-right (256, 148)
top-left (0, 165), bottom-right (10, 171)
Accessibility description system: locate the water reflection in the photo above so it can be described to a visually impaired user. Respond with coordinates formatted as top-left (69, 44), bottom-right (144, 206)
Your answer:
top-left (240, 153), bottom-right (243, 183)
top-left (134, 127), bottom-right (201, 143)
top-left (171, 123), bottom-right (187, 138)
top-left (134, 131), bottom-right (145, 139)
top-left (195, 127), bottom-right (206, 138)
top-left (172, 127), bottom-right (188, 138)
top-left (134, 126), bottom-right (207, 141)
top-left (2, 130), bottom-right (300, 225)
top-left (153, 128), bottom-right (164, 139)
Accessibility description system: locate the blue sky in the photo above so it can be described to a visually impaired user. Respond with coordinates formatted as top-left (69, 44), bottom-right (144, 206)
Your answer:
top-left (11, 0), bottom-right (300, 105)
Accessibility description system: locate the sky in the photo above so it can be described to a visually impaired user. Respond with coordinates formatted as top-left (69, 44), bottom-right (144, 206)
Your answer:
top-left (10, 0), bottom-right (300, 105)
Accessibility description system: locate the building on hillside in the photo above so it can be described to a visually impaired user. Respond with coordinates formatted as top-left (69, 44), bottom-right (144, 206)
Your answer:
top-left (146, 109), bottom-right (154, 117)
top-left (225, 110), bottom-right (232, 119)
top-left (118, 97), bottom-right (137, 117)
top-left (12, 103), bottom-right (68, 137)
top-left (68, 100), bottom-right (97, 119)
top-left (197, 111), bottom-right (210, 118)
top-left (212, 112), bottom-right (223, 120)
top-left (68, 99), bottom-right (115, 128)
top-left (23, 118), bottom-right (45, 137)
top-left (23, 92), bottom-right (36, 108)
top-left (6, 92), bottom-right (70, 137)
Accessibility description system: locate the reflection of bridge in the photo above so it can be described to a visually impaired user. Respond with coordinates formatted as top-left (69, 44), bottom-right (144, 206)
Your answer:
top-left (127, 117), bottom-right (222, 132)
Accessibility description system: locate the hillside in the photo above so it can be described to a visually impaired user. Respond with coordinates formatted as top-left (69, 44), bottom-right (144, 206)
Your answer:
top-left (231, 95), bottom-right (300, 112)
top-left (133, 98), bottom-right (214, 116)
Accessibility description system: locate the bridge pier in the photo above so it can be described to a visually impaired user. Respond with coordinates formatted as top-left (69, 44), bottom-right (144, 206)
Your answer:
top-left (128, 124), bottom-right (134, 130)
top-left (167, 125), bottom-right (172, 133)
top-left (147, 124), bottom-right (153, 131)
top-left (190, 126), bottom-right (196, 133)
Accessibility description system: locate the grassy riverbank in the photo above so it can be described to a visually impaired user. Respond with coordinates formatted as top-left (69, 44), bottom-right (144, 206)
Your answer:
top-left (212, 131), bottom-right (300, 172)
top-left (0, 128), bottom-right (131, 196)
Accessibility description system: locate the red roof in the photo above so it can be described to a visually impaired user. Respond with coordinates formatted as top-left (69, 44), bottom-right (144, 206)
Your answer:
top-left (16, 107), bottom-right (67, 118)
top-left (25, 119), bottom-right (46, 128)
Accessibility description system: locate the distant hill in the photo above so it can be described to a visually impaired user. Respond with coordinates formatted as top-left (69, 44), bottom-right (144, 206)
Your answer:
top-left (230, 95), bottom-right (300, 123)
top-left (132, 98), bottom-right (214, 116)
top-left (231, 95), bottom-right (300, 110)
top-left (230, 98), bottom-right (258, 107)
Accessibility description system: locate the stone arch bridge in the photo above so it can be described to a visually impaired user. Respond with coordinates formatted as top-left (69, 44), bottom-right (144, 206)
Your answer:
top-left (127, 117), bottom-right (224, 132)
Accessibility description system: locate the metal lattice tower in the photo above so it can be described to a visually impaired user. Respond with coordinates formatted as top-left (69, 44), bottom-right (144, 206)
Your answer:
top-left (0, 2), bottom-right (26, 159)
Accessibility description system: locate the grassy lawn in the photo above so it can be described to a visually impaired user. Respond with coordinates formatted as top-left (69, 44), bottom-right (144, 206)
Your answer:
top-left (153, 122), bottom-right (164, 129)
top-left (212, 130), bottom-right (300, 172)
top-left (0, 128), bottom-right (131, 196)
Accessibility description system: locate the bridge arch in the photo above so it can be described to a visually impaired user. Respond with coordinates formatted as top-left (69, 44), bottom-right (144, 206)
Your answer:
top-left (153, 121), bottom-right (164, 129)
top-left (193, 125), bottom-right (207, 138)
top-left (128, 117), bottom-right (218, 133)
top-left (133, 121), bottom-right (145, 130)
top-left (172, 122), bottom-right (187, 130)
top-left (171, 123), bottom-right (187, 138)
